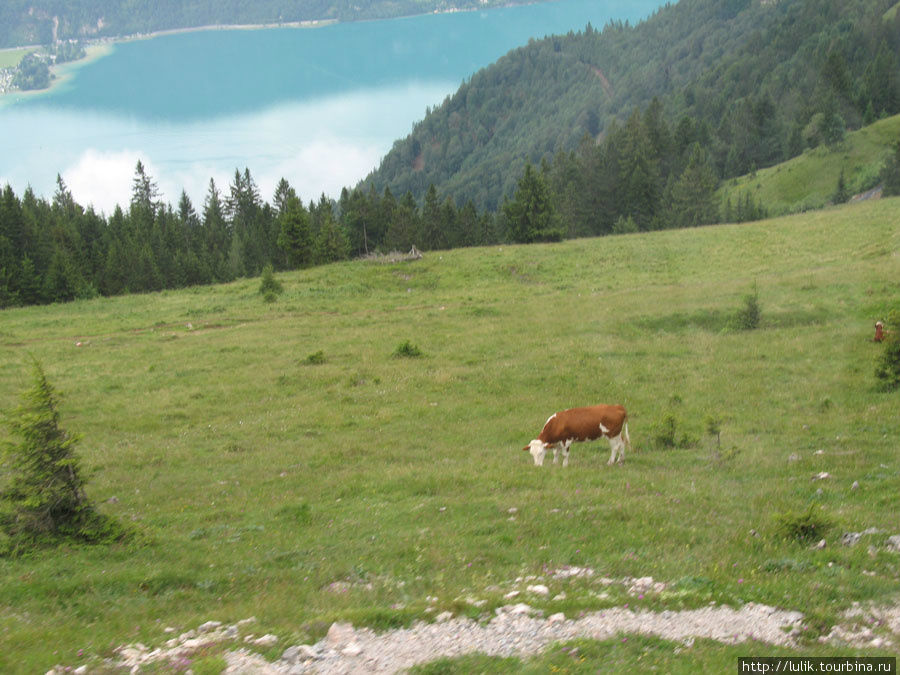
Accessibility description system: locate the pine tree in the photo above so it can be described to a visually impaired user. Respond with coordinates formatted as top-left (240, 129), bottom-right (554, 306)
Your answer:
top-left (1, 360), bottom-right (123, 551)
top-left (503, 162), bottom-right (558, 243)
top-left (276, 197), bottom-right (312, 269)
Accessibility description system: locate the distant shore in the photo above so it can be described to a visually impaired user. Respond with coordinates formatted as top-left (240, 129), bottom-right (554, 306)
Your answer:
top-left (0, 18), bottom-right (336, 101)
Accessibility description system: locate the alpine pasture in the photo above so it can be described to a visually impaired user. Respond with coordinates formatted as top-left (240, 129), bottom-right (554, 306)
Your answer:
top-left (1, 198), bottom-right (899, 672)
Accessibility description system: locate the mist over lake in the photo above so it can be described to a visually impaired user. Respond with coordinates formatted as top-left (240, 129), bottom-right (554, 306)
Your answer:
top-left (0, 0), bottom-right (661, 214)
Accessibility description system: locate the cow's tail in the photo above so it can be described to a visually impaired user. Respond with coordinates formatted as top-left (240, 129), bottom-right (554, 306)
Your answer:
top-left (623, 420), bottom-right (632, 452)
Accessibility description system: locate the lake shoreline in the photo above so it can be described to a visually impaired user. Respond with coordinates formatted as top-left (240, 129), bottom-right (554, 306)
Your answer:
top-left (0, 18), bottom-right (338, 101)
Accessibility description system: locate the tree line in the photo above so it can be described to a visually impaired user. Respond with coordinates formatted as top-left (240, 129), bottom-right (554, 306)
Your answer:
top-left (3, 112), bottom-right (900, 309)
top-left (0, 97), bottom-right (778, 309)
top-left (0, 162), bottom-right (502, 308)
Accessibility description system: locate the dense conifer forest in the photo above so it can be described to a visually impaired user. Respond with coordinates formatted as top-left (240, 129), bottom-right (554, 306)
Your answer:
top-left (364, 0), bottom-right (900, 211)
top-left (1, 0), bottom-right (900, 308)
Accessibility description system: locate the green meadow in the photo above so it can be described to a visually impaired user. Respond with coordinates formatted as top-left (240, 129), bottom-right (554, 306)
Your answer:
top-left (0, 48), bottom-right (30, 70)
top-left (718, 114), bottom-right (900, 216)
top-left (1, 198), bottom-right (899, 672)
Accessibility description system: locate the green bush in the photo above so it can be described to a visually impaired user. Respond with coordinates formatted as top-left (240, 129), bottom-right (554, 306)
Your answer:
top-left (392, 340), bottom-right (424, 358)
top-left (773, 504), bottom-right (832, 544)
top-left (734, 284), bottom-right (761, 330)
top-left (258, 264), bottom-right (283, 301)
top-left (304, 350), bottom-right (327, 365)
top-left (874, 332), bottom-right (900, 391)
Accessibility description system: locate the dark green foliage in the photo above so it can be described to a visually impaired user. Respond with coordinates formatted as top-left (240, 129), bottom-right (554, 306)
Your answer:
top-left (258, 263), bottom-right (283, 302)
top-left (832, 168), bottom-right (849, 204)
top-left (874, 319), bottom-right (900, 391)
top-left (392, 340), bottom-right (423, 359)
top-left (366, 0), bottom-right (900, 212)
top-left (881, 143), bottom-right (900, 197)
top-left (502, 162), bottom-right (560, 243)
top-left (303, 350), bottom-right (327, 365)
top-left (652, 413), bottom-right (697, 449)
top-left (12, 52), bottom-right (49, 90)
top-left (0, 360), bottom-right (124, 553)
top-left (773, 504), bottom-right (832, 544)
top-left (735, 284), bottom-right (761, 330)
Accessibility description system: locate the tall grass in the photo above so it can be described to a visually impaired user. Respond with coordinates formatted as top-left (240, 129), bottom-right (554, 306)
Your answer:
top-left (0, 198), bottom-right (898, 672)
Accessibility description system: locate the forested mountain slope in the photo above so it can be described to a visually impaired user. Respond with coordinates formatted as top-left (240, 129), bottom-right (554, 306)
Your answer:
top-left (363, 0), bottom-right (900, 211)
top-left (0, 0), bottom-right (530, 48)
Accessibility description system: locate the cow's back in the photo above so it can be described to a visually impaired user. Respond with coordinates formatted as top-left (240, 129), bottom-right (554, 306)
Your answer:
top-left (541, 404), bottom-right (626, 442)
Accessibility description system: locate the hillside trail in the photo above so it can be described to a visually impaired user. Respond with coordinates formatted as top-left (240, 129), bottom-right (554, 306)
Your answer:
top-left (97, 594), bottom-right (900, 674)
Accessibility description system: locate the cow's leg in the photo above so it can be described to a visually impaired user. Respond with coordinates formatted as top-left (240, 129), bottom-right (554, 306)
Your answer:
top-left (551, 442), bottom-right (560, 464)
top-left (562, 440), bottom-right (572, 467)
top-left (607, 437), bottom-right (618, 465)
top-left (609, 434), bottom-right (625, 464)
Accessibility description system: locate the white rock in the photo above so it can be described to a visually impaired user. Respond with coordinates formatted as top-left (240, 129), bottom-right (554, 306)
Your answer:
top-left (342, 642), bottom-right (363, 657)
top-left (299, 645), bottom-right (319, 659)
top-left (548, 612), bottom-right (566, 623)
top-left (326, 622), bottom-right (356, 647)
top-left (282, 646), bottom-right (302, 662)
top-left (435, 611), bottom-right (454, 623)
top-left (254, 634), bottom-right (278, 647)
top-left (504, 590), bottom-right (520, 599)
top-left (198, 620), bottom-right (222, 633)
top-left (527, 584), bottom-right (550, 596)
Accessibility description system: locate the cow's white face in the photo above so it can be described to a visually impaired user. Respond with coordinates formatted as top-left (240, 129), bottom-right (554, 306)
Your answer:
top-left (527, 440), bottom-right (547, 466)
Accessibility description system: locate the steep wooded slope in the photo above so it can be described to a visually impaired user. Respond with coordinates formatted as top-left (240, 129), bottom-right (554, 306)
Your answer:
top-left (363, 0), bottom-right (900, 211)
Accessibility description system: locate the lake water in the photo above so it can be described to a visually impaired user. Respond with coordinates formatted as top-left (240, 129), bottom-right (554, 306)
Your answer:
top-left (0, 0), bottom-right (661, 213)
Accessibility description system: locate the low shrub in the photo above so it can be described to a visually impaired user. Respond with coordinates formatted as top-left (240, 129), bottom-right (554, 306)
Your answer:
top-left (773, 504), bottom-right (832, 544)
top-left (393, 340), bottom-right (423, 358)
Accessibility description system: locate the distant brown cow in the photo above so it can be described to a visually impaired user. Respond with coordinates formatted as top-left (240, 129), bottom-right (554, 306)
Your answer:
top-left (523, 404), bottom-right (632, 467)
top-left (874, 321), bottom-right (885, 342)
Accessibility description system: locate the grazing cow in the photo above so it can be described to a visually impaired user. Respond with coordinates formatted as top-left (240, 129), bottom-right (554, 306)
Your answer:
top-left (523, 404), bottom-right (632, 467)
top-left (874, 321), bottom-right (885, 342)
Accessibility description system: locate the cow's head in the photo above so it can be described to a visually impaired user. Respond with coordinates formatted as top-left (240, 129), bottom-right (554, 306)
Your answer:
top-left (523, 439), bottom-right (547, 466)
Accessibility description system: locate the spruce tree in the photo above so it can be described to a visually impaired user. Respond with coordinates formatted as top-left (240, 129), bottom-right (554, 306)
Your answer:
top-left (1, 360), bottom-right (122, 551)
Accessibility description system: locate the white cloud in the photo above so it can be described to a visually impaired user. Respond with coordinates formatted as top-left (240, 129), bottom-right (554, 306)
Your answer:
top-left (8, 81), bottom-right (453, 214)
top-left (63, 149), bottom-right (151, 215)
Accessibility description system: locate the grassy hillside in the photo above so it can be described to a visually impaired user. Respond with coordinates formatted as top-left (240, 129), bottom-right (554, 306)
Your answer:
top-left (1, 198), bottom-right (899, 672)
top-left (718, 114), bottom-right (900, 216)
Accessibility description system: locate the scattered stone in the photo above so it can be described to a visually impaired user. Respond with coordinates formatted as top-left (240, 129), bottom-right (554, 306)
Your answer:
top-left (435, 611), bottom-right (453, 623)
top-left (813, 472), bottom-right (831, 480)
top-left (282, 646), bottom-right (302, 662)
top-left (886, 535), bottom-right (900, 552)
top-left (527, 584), bottom-right (550, 596)
top-left (504, 590), bottom-right (520, 600)
top-left (813, 539), bottom-right (827, 550)
top-left (548, 612), bottom-right (566, 624)
top-left (788, 453), bottom-right (801, 462)
top-left (254, 634), bottom-right (278, 647)
top-left (342, 642), bottom-right (363, 657)
top-left (326, 622), bottom-right (356, 648)
top-left (851, 481), bottom-right (860, 490)
top-left (842, 532), bottom-right (862, 547)
top-left (198, 620), bottom-right (222, 633)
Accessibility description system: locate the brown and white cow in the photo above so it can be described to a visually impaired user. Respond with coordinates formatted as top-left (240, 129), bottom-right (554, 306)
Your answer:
top-left (523, 404), bottom-right (632, 467)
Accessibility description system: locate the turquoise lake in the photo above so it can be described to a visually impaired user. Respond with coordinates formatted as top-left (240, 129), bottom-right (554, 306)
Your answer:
top-left (0, 0), bottom-right (662, 213)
